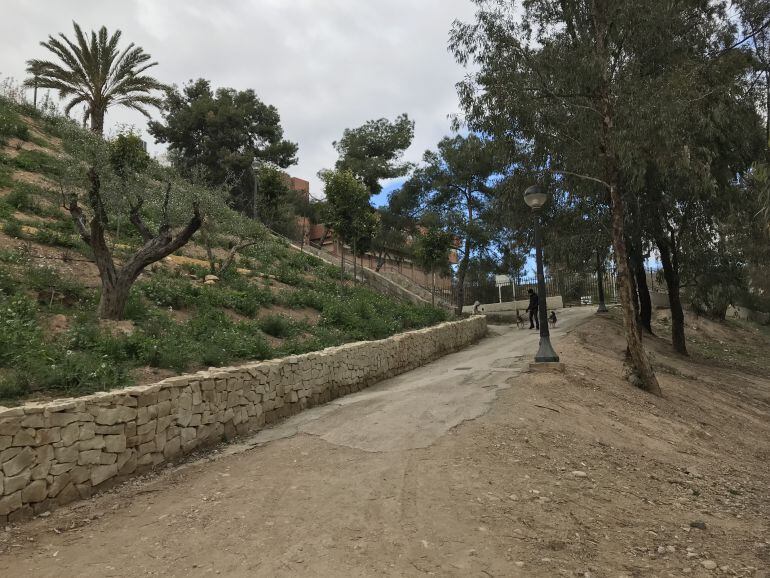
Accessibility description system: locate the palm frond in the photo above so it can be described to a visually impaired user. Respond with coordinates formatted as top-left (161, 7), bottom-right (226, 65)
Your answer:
top-left (25, 21), bottom-right (164, 133)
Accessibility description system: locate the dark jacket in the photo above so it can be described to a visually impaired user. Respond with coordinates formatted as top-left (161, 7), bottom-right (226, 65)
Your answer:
top-left (527, 292), bottom-right (539, 312)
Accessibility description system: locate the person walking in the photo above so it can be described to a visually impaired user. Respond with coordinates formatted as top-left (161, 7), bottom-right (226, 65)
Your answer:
top-left (526, 288), bottom-right (539, 329)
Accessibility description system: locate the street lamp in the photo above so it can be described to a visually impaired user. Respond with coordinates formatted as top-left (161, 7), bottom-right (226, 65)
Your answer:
top-left (523, 185), bottom-right (559, 363)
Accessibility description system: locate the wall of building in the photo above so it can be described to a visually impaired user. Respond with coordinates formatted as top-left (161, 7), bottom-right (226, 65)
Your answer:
top-left (0, 317), bottom-right (487, 523)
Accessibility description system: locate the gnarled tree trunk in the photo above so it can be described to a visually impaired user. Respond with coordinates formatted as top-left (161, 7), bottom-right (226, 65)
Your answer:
top-left (66, 171), bottom-right (202, 320)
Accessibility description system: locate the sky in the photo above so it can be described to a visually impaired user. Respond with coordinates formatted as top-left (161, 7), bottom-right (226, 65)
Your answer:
top-left (0, 0), bottom-right (478, 201)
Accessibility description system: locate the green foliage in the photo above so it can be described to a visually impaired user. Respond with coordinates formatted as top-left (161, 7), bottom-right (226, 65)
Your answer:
top-left (148, 78), bottom-right (298, 189)
top-left (3, 218), bottom-right (23, 238)
top-left (109, 131), bottom-right (150, 176)
top-left (0, 97), bottom-right (29, 143)
top-left (321, 168), bottom-right (376, 252)
top-left (26, 22), bottom-right (166, 133)
top-left (10, 149), bottom-right (62, 178)
top-left (334, 114), bottom-right (414, 195)
top-left (258, 314), bottom-right (296, 338)
top-left (413, 227), bottom-right (453, 279)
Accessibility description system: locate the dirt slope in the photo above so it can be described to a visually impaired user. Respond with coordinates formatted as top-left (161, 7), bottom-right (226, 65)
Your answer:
top-left (0, 311), bottom-right (768, 577)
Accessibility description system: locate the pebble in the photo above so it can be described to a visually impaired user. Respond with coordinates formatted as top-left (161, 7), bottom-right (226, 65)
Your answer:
top-left (690, 521), bottom-right (707, 530)
top-left (515, 561), bottom-right (524, 567)
top-left (701, 560), bottom-right (717, 570)
top-left (571, 471), bottom-right (588, 478)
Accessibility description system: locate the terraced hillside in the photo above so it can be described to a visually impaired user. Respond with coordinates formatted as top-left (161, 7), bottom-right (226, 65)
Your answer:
top-left (0, 97), bottom-right (448, 404)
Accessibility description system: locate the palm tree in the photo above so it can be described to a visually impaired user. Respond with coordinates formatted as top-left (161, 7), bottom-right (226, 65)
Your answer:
top-left (25, 22), bottom-right (166, 134)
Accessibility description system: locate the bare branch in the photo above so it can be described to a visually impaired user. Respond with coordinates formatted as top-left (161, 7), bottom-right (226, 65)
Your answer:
top-left (550, 169), bottom-right (611, 190)
top-left (129, 198), bottom-right (155, 242)
top-left (218, 239), bottom-right (261, 275)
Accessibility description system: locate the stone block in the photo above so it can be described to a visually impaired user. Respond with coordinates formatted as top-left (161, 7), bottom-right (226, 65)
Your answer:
top-left (50, 462), bottom-right (74, 476)
top-left (79, 422), bottom-right (96, 441)
top-left (3, 470), bottom-right (31, 495)
top-left (0, 436), bottom-right (10, 451)
top-left (99, 452), bottom-right (117, 465)
top-left (69, 465), bottom-right (90, 485)
top-left (90, 464), bottom-right (117, 486)
top-left (22, 480), bottom-right (47, 503)
top-left (60, 422), bottom-right (80, 446)
top-left (79, 436), bottom-right (105, 451)
top-left (163, 437), bottom-right (181, 459)
top-left (31, 460), bottom-right (51, 480)
top-left (94, 406), bottom-right (137, 426)
top-left (48, 473), bottom-right (71, 498)
top-left (11, 428), bottom-right (36, 446)
top-left (3, 446), bottom-right (36, 476)
top-left (56, 483), bottom-right (79, 506)
top-left (117, 450), bottom-right (137, 476)
top-left (75, 483), bottom-right (92, 499)
top-left (0, 417), bottom-right (22, 436)
top-left (78, 450), bottom-right (102, 465)
top-left (104, 434), bottom-right (127, 453)
top-left (0, 491), bottom-right (22, 516)
top-left (46, 412), bottom-right (80, 427)
top-left (34, 428), bottom-right (61, 446)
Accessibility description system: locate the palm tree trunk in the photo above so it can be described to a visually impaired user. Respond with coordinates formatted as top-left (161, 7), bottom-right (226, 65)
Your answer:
top-left (90, 107), bottom-right (105, 135)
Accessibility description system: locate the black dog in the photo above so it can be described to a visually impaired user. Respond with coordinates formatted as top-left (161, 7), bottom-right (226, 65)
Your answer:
top-left (549, 310), bottom-right (557, 328)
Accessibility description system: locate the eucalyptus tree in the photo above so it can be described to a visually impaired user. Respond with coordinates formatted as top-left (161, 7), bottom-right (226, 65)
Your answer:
top-left (334, 114), bottom-right (415, 196)
top-left (26, 23), bottom-right (166, 134)
top-left (449, 0), bottom-right (747, 394)
top-left (404, 134), bottom-right (502, 314)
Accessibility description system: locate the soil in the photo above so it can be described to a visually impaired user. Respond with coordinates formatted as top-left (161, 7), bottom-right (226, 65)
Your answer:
top-left (0, 309), bottom-right (767, 577)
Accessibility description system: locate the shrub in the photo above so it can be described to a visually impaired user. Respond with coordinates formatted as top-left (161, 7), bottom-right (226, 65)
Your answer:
top-left (258, 314), bottom-right (294, 338)
top-left (11, 149), bottom-right (62, 178)
top-left (31, 227), bottom-right (79, 249)
top-left (3, 218), bottom-right (23, 238)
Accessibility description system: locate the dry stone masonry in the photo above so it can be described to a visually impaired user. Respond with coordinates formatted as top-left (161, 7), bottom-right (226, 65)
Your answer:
top-left (0, 316), bottom-right (486, 522)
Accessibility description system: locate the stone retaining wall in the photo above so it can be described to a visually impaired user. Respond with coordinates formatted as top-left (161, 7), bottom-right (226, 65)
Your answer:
top-left (0, 316), bottom-right (487, 523)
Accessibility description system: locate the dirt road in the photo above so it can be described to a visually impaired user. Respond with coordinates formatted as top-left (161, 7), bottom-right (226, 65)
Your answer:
top-left (1, 308), bottom-right (768, 577)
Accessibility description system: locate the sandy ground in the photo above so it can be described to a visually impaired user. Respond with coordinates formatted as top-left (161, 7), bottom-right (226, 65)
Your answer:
top-left (0, 307), bottom-right (768, 577)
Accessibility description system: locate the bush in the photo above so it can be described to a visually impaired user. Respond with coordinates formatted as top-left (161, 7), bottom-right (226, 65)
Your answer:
top-left (11, 149), bottom-right (62, 178)
top-left (3, 218), bottom-right (22, 238)
top-left (258, 314), bottom-right (295, 338)
top-left (31, 227), bottom-right (79, 249)
top-left (6, 186), bottom-right (36, 211)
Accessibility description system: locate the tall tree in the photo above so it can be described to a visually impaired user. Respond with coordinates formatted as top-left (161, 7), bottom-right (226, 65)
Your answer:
top-left (449, 0), bottom-right (739, 394)
top-left (405, 134), bottom-right (501, 315)
top-left (413, 225), bottom-right (453, 305)
top-left (26, 22), bottom-right (166, 134)
top-left (334, 114), bottom-right (415, 196)
top-left (320, 169), bottom-right (377, 283)
top-left (149, 79), bottom-right (298, 205)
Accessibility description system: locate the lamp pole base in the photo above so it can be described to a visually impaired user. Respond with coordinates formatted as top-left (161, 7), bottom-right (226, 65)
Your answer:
top-left (596, 302), bottom-right (609, 313)
top-left (535, 336), bottom-right (560, 363)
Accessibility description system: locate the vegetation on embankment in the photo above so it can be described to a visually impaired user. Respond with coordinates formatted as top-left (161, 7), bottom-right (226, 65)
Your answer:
top-left (0, 97), bottom-right (448, 404)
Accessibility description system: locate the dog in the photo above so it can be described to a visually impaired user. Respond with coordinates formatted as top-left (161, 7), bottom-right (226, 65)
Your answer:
top-left (515, 309), bottom-right (525, 329)
top-left (549, 310), bottom-right (557, 328)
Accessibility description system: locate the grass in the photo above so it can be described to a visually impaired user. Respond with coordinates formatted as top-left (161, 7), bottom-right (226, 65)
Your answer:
top-left (0, 96), bottom-right (450, 404)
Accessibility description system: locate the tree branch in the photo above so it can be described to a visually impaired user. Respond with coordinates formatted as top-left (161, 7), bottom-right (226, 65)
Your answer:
top-left (550, 169), bottom-right (611, 189)
top-left (129, 198), bottom-right (155, 242)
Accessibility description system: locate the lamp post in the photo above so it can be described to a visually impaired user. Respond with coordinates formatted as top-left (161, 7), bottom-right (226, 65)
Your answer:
top-left (524, 185), bottom-right (559, 363)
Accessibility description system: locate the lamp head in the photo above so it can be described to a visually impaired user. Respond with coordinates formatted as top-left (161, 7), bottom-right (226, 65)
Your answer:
top-left (523, 184), bottom-right (548, 209)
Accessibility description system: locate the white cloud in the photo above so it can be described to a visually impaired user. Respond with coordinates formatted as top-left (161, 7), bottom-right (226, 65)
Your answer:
top-left (0, 0), bottom-right (477, 197)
